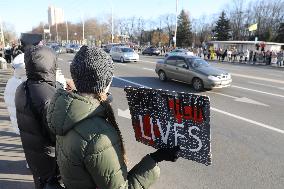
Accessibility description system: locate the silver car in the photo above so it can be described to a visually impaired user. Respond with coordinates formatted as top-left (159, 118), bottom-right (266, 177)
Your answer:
top-left (110, 46), bottom-right (139, 63)
top-left (165, 48), bottom-right (194, 57)
top-left (155, 55), bottom-right (232, 91)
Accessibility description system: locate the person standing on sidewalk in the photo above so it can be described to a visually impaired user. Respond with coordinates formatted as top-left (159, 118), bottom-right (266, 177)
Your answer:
top-left (15, 46), bottom-right (63, 189)
top-left (4, 53), bottom-right (26, 135)
top-left (47, 46), bottom-right (180, 189)
top-left (277, 50), bottom-right (284, 67)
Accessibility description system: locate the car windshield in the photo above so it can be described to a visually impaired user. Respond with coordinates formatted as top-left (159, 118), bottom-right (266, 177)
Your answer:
top-left (121, 48), bottom-right (134, 52)
top-left (190, 58), bottom-right (210, 67)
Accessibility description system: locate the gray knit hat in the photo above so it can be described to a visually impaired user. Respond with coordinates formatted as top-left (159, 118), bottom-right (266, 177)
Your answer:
top-left (70, 46), bottom-right (114, 94)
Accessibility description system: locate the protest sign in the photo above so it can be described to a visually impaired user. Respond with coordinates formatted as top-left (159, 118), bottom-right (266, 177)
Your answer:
top-left (124, 87), bottom-right (211, 165)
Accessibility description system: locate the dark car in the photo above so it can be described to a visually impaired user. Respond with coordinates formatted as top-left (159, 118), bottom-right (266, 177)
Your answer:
top-left (142, 47), bottom-right (160, 56)
top-left (66, 44), bottom-right (80, 53)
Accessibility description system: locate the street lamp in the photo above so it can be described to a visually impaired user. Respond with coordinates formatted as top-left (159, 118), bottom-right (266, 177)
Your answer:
top-left (107, 0), bottom-right (114, 43)
top-left (174, 0), bottom-right (178, 48)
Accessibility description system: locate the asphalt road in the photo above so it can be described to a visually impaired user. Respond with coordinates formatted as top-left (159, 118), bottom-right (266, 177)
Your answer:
top-left (57, 53), bottom-right (284, 189)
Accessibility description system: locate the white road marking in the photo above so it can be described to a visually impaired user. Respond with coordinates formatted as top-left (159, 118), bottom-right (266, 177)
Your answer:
top-left (211, 108), bottom-right (284, 134)
top-left (114, 76), bottom-right (150, 88)
top-left (114, 76), bottom-right (284, 134)
top-left (143, 68), bottom-right (155, 71)
top-left (142, 60), bottom-right (157, 64)
top-left (248, 81), bottom-right (284, 90)
top-left (207, 91), bottom-right (269, 107)
top-left (263, 73), bottom-right (283, 77)
top-left (231, 73), bottom-right (284, 84)
top-left (118, 108), bottom-right (131, 119)
top-left (232, 85), bottom-right (284, 98)
top-left (116, 63), bottom-right (126, 66)
top-left (58, 58), bottom-right (63, 61)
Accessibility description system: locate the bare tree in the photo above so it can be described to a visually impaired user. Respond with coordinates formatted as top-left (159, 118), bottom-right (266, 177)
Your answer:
top-left (161, 14), bottom-right (175, 45)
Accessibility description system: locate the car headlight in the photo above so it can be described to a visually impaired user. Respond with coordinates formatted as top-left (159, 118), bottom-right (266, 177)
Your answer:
top-left (124, 54), bottom-right (128, 57)
top-left (227, 73), bottom-right (231, 79)
top-left (208, 75), bottom-right (220, 81)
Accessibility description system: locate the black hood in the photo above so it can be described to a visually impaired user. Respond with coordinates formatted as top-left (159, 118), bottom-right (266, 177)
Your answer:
top-left (24, 45), bottom-right (57, 84)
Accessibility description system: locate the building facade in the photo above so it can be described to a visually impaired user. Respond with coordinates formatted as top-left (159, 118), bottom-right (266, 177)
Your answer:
top-left (48, 5), bottom-right (64, 26)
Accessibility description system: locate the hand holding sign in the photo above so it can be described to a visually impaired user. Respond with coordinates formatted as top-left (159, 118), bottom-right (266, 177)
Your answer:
top-left (150, 146), bottom-right (180, 162)
top-left (124, 87), bottom-right (212, 165)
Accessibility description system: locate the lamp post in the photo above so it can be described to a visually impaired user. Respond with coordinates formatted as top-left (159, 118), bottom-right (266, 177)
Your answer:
top-left (66, 21), bottom-right (69, 43)
top-left (0, 17), bottom-right (5, 48)
top-left (111, 0), bottom-right (114, 43)
top-left (174, 0), bottom-right (178, 48)
top-left (81, 13), bottom-right (85, 42)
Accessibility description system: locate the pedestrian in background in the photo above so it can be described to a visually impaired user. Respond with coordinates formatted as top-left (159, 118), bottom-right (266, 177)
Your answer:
top-left (0, 53), bottom-right (7, 65)
top-left (4, 44), bottom-right (12, 63)
top-left (15, 46), bottom-right (63, 189)
top-left (47, 46), bottom-right (180, 189)
top-left (277, 50), bottom-right (284, 67)
top-left (222, 49), bottom-right (227, 62)
top-left (244, 49), bottom-right (249, 63)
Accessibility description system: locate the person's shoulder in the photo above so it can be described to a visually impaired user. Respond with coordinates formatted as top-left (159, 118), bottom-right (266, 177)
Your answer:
top-left (74, 119), bottom-right (120, 155)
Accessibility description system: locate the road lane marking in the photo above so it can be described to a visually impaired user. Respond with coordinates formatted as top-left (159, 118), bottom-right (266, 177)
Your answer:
top-left (207, 91), bottom-right (269, 107)
top-left (142, 60), bottom-right (157, 64)
top-left (143, 68), bottom-right (155, 71)
top-left (114, 76), bottom-right (284, 134)
top-left (211, 108), bottom-right (284, 134)
top-left (232, 85), bottom-right (284, 98)
top-left (248, 81), bottom-right (284, 90)
top-left (114, 76), bottom-right (150, 88)
top-left (118, 108), bottom-right (131, 119)
top-left (231, 73), bottom-right (284, 84)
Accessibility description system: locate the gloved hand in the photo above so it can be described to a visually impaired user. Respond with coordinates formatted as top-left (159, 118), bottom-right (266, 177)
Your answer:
top-left (150, 146), bottom-right (180, 163)
top-left (42, 176), bottom-right (65, 189)
top-left (43, 183), bottom-right (65, 189)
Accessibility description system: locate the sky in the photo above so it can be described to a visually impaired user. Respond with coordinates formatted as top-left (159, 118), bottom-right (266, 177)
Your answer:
top-left (0, 0), bottom-right (229, 36)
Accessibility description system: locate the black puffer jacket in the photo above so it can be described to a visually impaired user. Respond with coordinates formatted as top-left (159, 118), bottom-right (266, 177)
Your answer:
top-left (15, 46), bottom-right (58, 189)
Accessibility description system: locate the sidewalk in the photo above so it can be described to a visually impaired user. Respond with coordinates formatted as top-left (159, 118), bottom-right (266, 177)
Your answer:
top-left (0, 68), bottom-right (34, 189)
top-left (206, 59), bottom-right (284, 70)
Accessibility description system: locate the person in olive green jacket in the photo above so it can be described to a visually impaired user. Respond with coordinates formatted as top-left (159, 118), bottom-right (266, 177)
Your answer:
top-left (47, 46), bottom-right (179, 189)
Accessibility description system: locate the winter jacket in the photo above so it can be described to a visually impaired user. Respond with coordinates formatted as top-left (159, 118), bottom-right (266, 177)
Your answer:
top-left (15, 46), bottom-right (59, 189)
top-left (47, 89), bottom-right (160, 189)
top-left (4, 53), bottom-right (26, 134)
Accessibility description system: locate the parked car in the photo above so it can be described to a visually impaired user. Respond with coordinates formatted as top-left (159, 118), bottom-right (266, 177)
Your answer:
top-left (165, 48), bottom-right (194, 57)
top-left (110, 46), bottom-right (139, 63)
top-left (51, 45), bottom-right (62, 54)
top-left (155, 55), bottom-right (232, 91)
top-left (66, 44), bottom-right (80, 53)
top-left (103, 43), bottom-right (126, 53)
top-left (142, 47), bottom-right (160, 56)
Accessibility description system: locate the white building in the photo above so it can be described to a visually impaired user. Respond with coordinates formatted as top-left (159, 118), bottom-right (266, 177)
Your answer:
top-left (48, 5), bottom-right (64, 26)
top-left (208, 41), bottom-right (284, 52)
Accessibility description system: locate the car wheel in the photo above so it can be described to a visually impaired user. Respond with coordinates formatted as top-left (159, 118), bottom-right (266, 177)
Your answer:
top-left (192, 78), bottom-right (204, 91)
top-left (158, 71), bottom-right (167, 81)
top-left (120, 57), bottom-right (124, 63)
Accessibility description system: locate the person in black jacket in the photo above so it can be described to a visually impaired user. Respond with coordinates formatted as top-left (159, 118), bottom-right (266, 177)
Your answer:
top-left (15, 45), bottom-right (62, 189)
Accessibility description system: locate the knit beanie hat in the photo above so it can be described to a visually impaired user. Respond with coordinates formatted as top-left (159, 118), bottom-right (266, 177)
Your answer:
top-left (70, 46), bottom-right (114, 94)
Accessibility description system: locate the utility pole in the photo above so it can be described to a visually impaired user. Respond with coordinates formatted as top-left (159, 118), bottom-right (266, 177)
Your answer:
top-left (111, 0), bottom-right (114, 43)
top-left (174, 0), bottom-right (178, 48)
top-left (56, 22), bottom-right (58, 42)
top-left (81, 13), bottom-right (85, 43)
top-left (0, 17), bottom-right (5, 48)
top-left (66, 21), bottom-right (69, 43)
